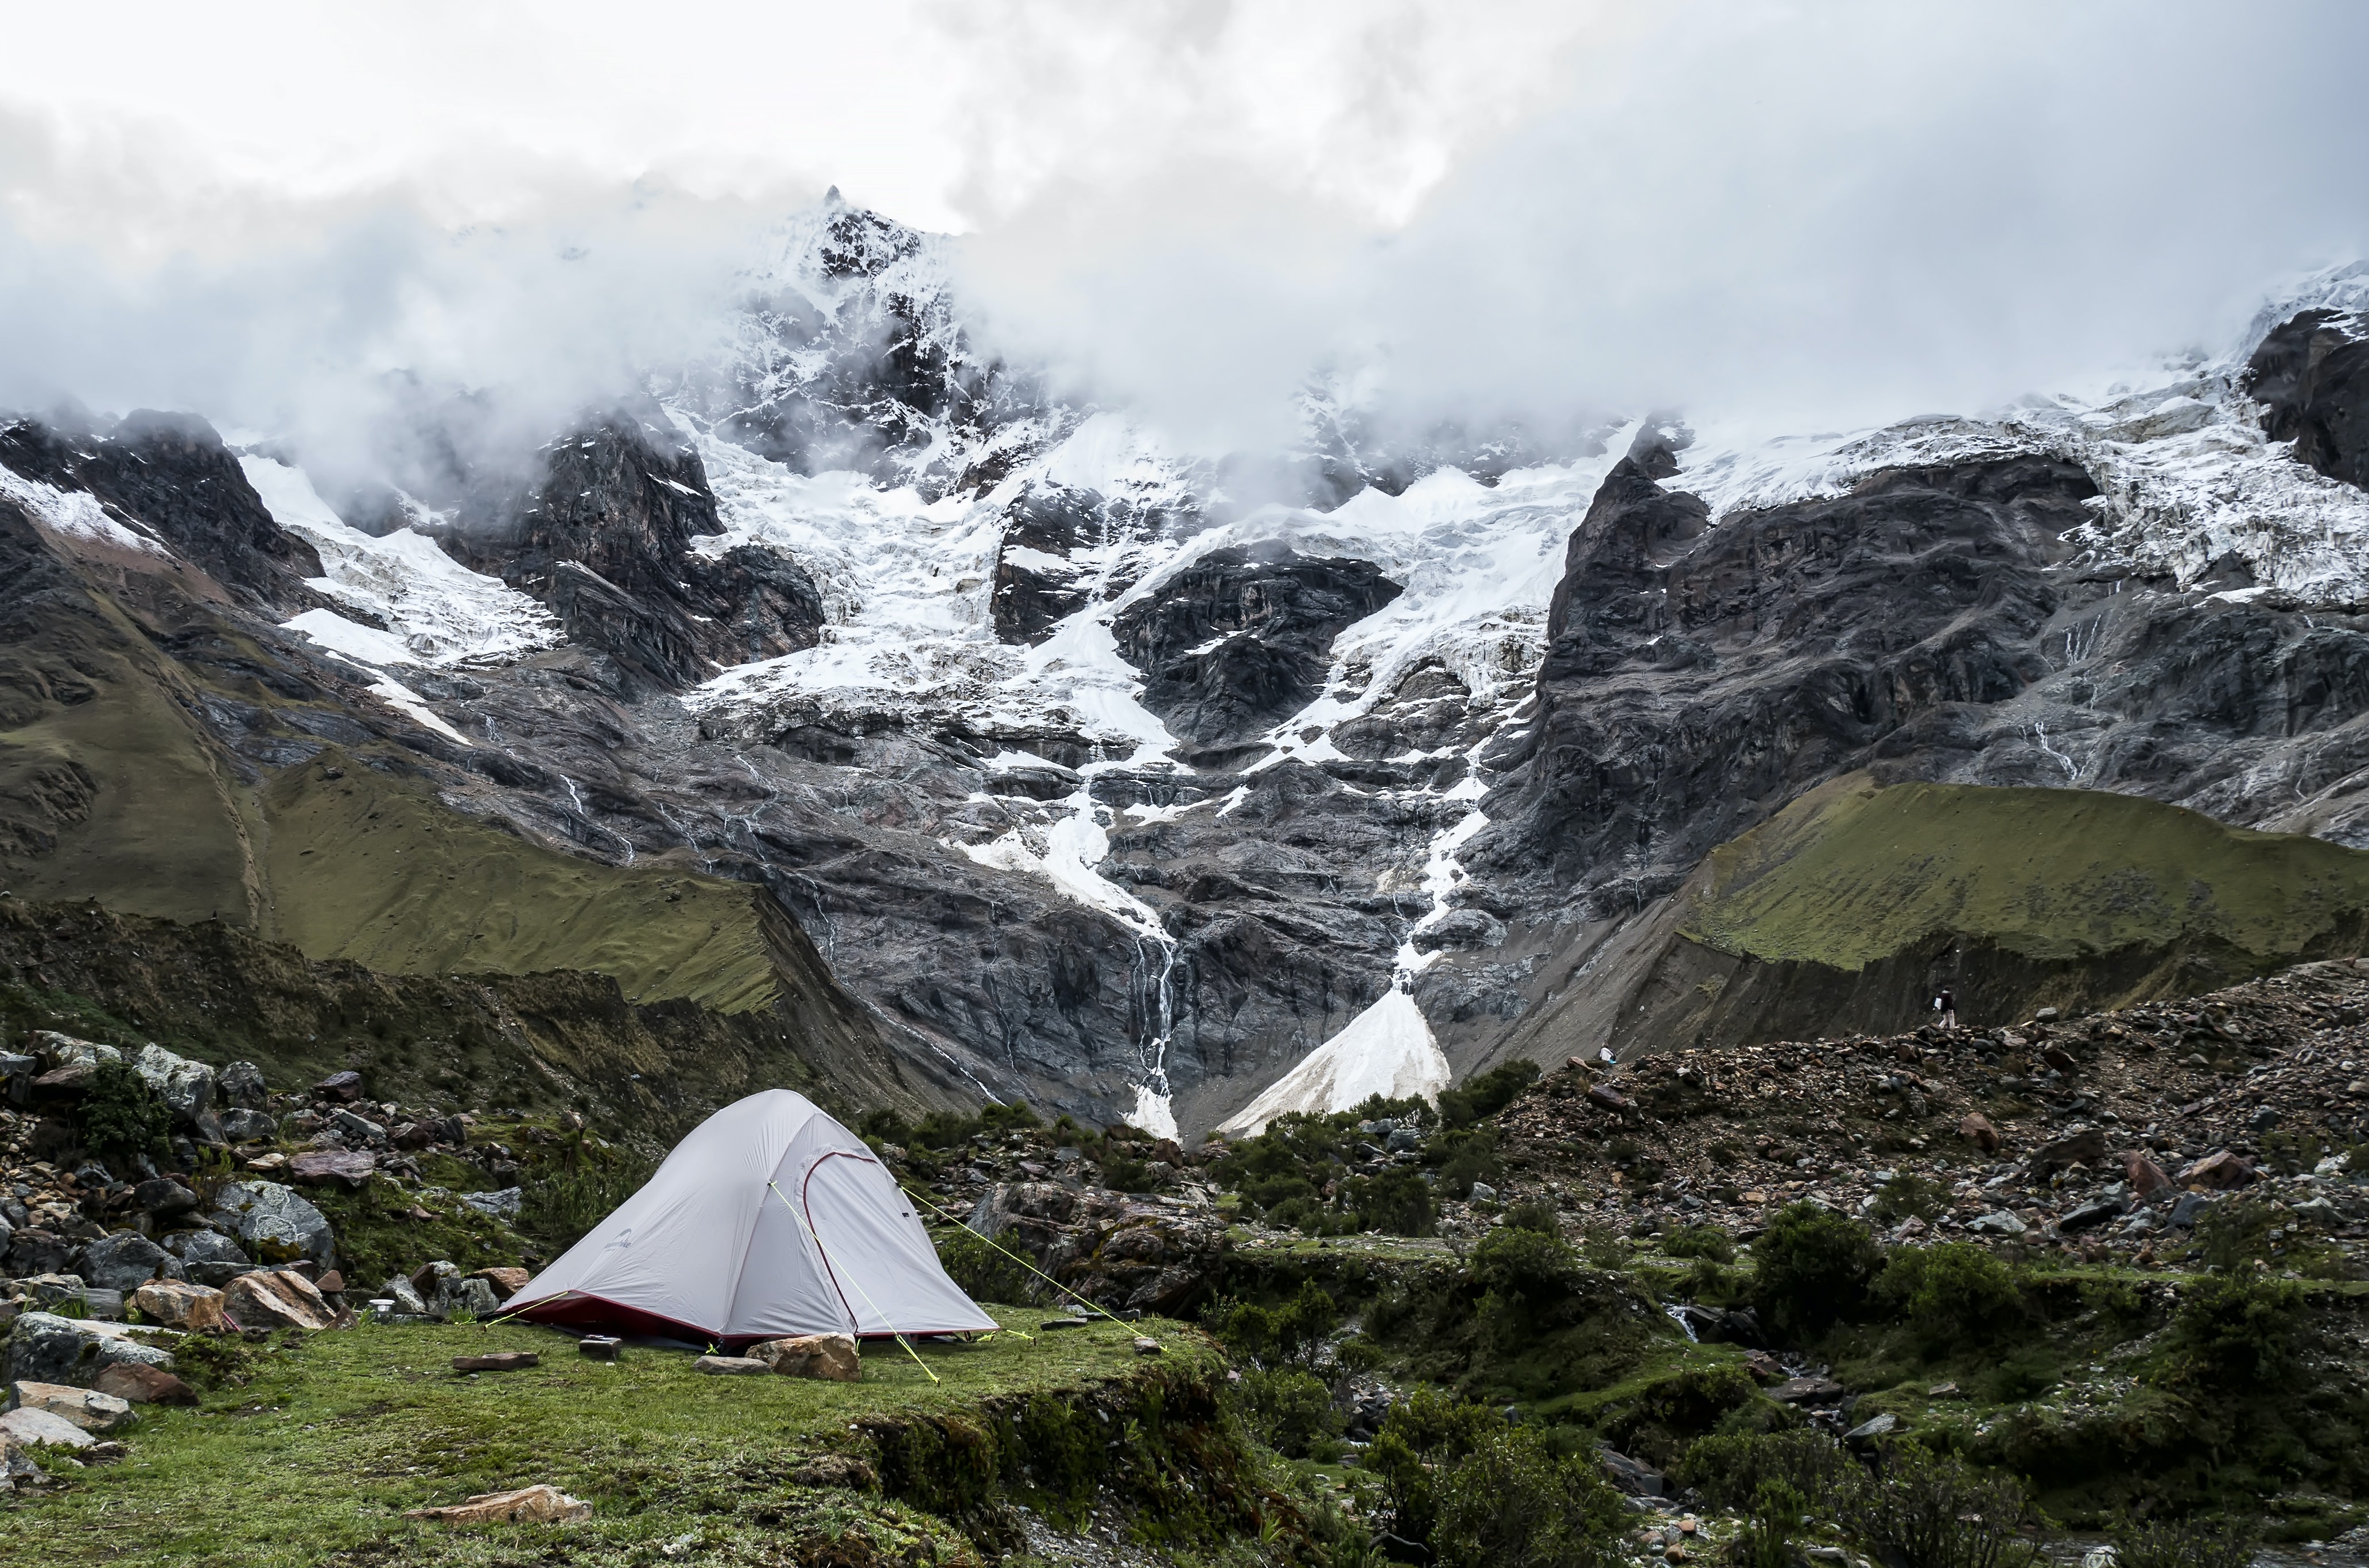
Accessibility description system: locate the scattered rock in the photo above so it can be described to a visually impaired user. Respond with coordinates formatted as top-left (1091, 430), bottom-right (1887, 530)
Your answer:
top-left (459, 1187), bottom-right (522, 1221)
top-left (0, 1405), bottom-right (94, 1450)
top-left (1957, 1112), bottom-right (2001, 1152)
top-left (2180, 1150), bottom-right (2257, 1190)
top-left (131, 1279), bottom-right (226, 1332)
top-left (76, 1231), bottom-right (184, 1293)
top-left (694, 1355), bottom-right (771, 1376)
top-left (208, 1181), bottom-right (335, 1267)
top-left (1926, 1383), bottom-right (1961, 1399)
top-left (2057, 1197), bottom-right (2130, 1235)
top-left (91, 1363), bottom-right (196, 1406)
top-left (2027, 1125), bottom-right (2110, 1178)
top-left (577, 1336), bottom-right (621, 1361)
top-left (1968, 1211), bottom-right (2029, 1237)
top-left (313, 1071), bottom-right (364, 1104)
top-left (1587, 1082), bottom-right (1635, 1113)
top-left (1133, 1336), bottom-right (1164, 1356)
top-left (746, 1333), bottom-right (860, 1382)
top-left (379, 1276), bottom-right (430, 1317)
top-left (2165, 1193), bottom-right (2216, 1231)
top-left (288, 1150), bottom-right (375, 1189)
top-left (1040, 1317), bottom-right (1089, 1330)
top-left (218, 1061), bottom-right (269, 1109)
top-left (164, 1228), bottom-right (253, 1288)
top-left (791, 1454), bottom-right (877, 1489)
top-left (403, 1484), bottom-right (592, 1525)
top-left (131, 1043), bottom-right (215, 1131)
top-left (2121, 1151), bottom-right (2172, 1198)
top-left (1770, 1376), bottom-right (1846, 1404)
top-left (468, 1267), bottom-right (531, 1299)
top-left (6, 1380), bottom-right (134, 1433)
top-left (219, 1109), bottom-right (278, 1143)
top-left (133, 1178), bottom-right (201, 1218)
top-left (223, 1269), bottom-right (335, 1332)
top-left (1599, 1447), bottom-right (1666, 1497)
top-left (1845, 1412), bottom-right (1900, 1443)
top-left (452, 1352), bottom-right (539, 1372)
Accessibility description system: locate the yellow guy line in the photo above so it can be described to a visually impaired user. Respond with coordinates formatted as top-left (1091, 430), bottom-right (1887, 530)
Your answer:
top-left (766, 1181), bottom-right (938, 1384)
top-left (899, 1183), bottom-right (1129, 1327)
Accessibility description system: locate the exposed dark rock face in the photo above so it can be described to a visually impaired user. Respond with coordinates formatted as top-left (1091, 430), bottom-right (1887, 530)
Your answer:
top-left (1111, 545), bottom-right (1403, 744)
top-left (438, 412), bottom-right (823, 690)
top-left (0, 412), bottom-right (326, 612)
top-left (2247, 309), bottom-right (2369, 490)
top-left (1436, 451), bottom-right (2369, 1069)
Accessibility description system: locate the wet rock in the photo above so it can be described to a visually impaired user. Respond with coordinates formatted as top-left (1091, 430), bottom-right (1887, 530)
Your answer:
top-left (1770, 1376), bottom-right (1846, 1404)
top-left (1599, 1447), bottom-right (1666, 1497)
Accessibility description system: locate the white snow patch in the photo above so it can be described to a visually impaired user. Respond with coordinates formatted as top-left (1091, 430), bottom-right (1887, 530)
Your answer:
top-left (282, 608), bottom-right (418, 669)
top-left (242, 456), bottom-right (559, 666)
top-left (0, 466), bottom-right (168, 556)
top-left (1217, 989), bottom-right (1451, 1137)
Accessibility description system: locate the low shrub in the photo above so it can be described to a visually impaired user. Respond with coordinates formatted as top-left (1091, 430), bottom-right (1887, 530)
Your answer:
top-left (1663, 1224), bottom-right (1735, 1263)
top-left (1206, 1280), bottom-right (1340, 1371)
top-left (1875, 1243), bottom-right (2023, 1346)
top-left (1438, 1060), bottom-right (1541, 1128)
top-left (1673, 1429), bottom-right (1846, 1511)
top-left (1751, 1201), bottom-right (1882, 1340)
top-left (1873, 1173), bottom-right (1953, 1225)
top-left (933, 1226), bottom-right (1040, 1306)
top-left (1226, 1367), bottom-right (1342, 1459)
top-left (1737, 1480), bottom-right (1809, 1568)
top-left (1838, 1446), bottom-right (2045, 1568)
top-left (2165, 1273), bottom-right (2307, 1392)
top-left (2110, 1513), bottom-right (2261, 1568)
top-left (1368, 1390), bottom-right (1623, 1568)
top-left (78, 1061), bottom-right (170, 1163)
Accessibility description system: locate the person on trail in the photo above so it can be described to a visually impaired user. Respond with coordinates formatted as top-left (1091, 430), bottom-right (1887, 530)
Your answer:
top-left (1935, 987), bottom-right (1958, 1030)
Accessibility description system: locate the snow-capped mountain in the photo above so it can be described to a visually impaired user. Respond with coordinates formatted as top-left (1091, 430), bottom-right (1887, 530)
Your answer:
top-left (8, 199), bottom-right (2369, 1136)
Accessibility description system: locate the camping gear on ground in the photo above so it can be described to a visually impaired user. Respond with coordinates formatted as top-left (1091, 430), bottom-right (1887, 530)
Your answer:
top-left (505, 1089), bottom-right (996, 1345)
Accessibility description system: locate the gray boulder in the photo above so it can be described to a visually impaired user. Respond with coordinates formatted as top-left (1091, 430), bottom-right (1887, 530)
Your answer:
top-left (208, 1181), bottom-right (335, 1268)
top-left (378, 1276), bottom-right (430, 1317)
top-left (219, 1109), bottom-right (278, 1143)
top-left (163, 1228), bottom-right (253, 1288)
top-left (29, 1031), bottom-right (120, 1070)
top-left (459, 1188), bottom-right (522, 1221)
top-left (132, 1044), bottom-right (216, 1129)
top-left (5, 1229), bottom-right (71, 1277)
top-left (218, 1061), bottom-right (269, 1110)
top-left (1, 1313), bottom-right (168, 1386)
top-left (133, 1178), bottom-right (201, 1220)
top-left (434, 1276), bottom-right (500, 1319)
top-left (75, 1232), bottom-right (185, 1293)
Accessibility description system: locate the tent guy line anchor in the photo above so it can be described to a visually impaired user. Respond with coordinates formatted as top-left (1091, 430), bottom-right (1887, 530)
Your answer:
top-left (899, 1184), bottom-right (1131, 1328)
top-left (767, 1181), bottom-right (939, 1383)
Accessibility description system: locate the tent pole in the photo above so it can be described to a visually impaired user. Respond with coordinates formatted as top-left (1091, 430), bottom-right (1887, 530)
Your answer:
top-left (766, 1181), bottom-right (940, 1384)
top-left (900, 1184), bottom-right (1131, 1327)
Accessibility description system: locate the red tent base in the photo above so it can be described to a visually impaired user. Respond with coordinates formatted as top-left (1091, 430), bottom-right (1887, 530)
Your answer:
top-left (512, 1293), bottom-right (976, 1350)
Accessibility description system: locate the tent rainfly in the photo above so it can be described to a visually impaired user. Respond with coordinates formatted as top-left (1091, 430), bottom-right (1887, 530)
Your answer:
top-left (506, 1089), bottom-right (996, 1345)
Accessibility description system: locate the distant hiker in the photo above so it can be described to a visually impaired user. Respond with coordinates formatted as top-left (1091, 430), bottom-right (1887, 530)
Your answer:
top-left (1935, 988), bottom-right (1958, 1029)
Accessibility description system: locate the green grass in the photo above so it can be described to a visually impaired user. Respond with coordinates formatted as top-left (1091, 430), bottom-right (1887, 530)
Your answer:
top-left (2, 1316), bottom-right (1221, 1566)
top-left (1682, 773), bottom-right (2369, 969)
top-left (261, 757), bottom-right (780, 1013)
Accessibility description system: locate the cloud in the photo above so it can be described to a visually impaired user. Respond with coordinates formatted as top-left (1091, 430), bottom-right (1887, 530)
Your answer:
top-left (3, 2), bottom-right (2367, 483)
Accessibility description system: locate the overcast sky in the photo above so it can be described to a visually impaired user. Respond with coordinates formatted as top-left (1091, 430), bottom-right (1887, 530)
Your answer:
top-left (4, 1), bottom-right (2367, 456)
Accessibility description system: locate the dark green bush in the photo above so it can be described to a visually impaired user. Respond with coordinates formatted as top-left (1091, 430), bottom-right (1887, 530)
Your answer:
top-left (1738, 1480), bottom-right (1808, 1568)
top-left (1430, 1424), bottom-right (1625, 1568)
top-left (78, 1061), bottom-right (171, 1162)
top-left (1226, 1367), bottom-right (1342, 1458)
top-left (933, 1226), bottom-right (1040, 1306)
top-left (1839, 1447), bottom-right (2045, 1568)
top-left (1505, 1200), bottom-right (1562, 1235)
top-left (1663, 1224), bottom-right (1735, 1263)
top-left (1751, 1201), bottom-right (1882, 1340)
top-left (1872, 1173), bottom-right (1952, 1225)
top-left (1428, 1127), bottom-right (1504, 1199)
top-left (2166, 1273), bottom-right (2307, 1392)
top-left (1206, 1280), bottom-right (1340, 1371)
top-left (1439, 1059), bottom-right (1541, 1128)
top-left (1875, 1243), bottom-right (2023, 1346)
top-left (2110, 1513), bottom-right (2260, 1568)
top-left (1369, 1390), bottom-right (1621, 1566)
top-left (1673, 1429), bottom-right (1846, 1511)
top-left (519, 1142), bottom-right (659, 1251)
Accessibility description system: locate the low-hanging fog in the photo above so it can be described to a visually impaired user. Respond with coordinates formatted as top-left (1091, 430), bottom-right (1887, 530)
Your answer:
top-left (3, 1), bottom-right (2367, 486)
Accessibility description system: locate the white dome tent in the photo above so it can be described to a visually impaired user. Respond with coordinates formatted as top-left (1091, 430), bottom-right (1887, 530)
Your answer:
top-left (507, 1089), bottom-right (996, 1346)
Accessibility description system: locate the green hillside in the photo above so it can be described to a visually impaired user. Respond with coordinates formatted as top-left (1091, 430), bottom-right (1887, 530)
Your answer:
top-left (1683, 774), bottom-right (2369, 969)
